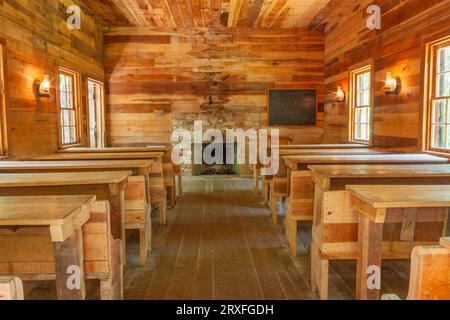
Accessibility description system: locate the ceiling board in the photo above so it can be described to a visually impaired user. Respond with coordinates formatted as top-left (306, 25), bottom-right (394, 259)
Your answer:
top-left (79, 0), bottom-right (332, 28)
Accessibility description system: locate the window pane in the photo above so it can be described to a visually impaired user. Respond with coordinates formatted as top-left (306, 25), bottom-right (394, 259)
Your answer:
top-left (354, 124), bottom-right (361, 140)
top-left (432, 125), bottom-right (446, 148)
top-left (360, 124), bottom-right (368, 141)
top-left (67, 93), bottom-right (73, 109)
top-left (70, 127), bottom-right (76, 144)
top-left (362, 73), bottom-right (371, 90)
top-left (63, 127), bottom-right (70, 144)
top-left (437, 73), bottom-right (450, 97)
top-left (438, 47), bottom-right (450, 73)
top-left (66, 76), bottom-right (72, 94)
top-left (60, 93), bottom-right (66, 109)
top-left (354, 108), bottom-right (361, 124)
top-left (361, 107), bottom-right (369, 124)
top-left (433, 100), bottom-right (446, 123)
top-left (60, 75), bottom-right (66, 92)
top-left (69, 110), bottom-right (76, 126)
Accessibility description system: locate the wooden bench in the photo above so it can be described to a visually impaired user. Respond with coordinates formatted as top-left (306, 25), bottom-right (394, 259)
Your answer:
top-left (310, 164), bottom-right (450, 299)
top-left (0, 171), bottom-right (130, 267)
top-left (283, 154), bottom-right (449, 259)
top-left (267, 148), bottom-right (383, 225)
top-left (0, 277), bottom-right (24, 300)
top-left (0, 195), bottom-right (95, 300)
top-left (383, 237), bottom-right (450, 300)
top-left (347, 185), bottom-right (450, 300)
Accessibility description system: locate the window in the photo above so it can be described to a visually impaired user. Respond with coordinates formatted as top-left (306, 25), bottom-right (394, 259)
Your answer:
top-left (350, 65), bottom-right (372, 143)
top-left (0, 44), bottom-right (8, 156)
top-left (58, 67), bottom-right (81, 147)
top-left (87, 78), bottom-right (105, 148)
top-left (427, 39), bottom-right (450, 151)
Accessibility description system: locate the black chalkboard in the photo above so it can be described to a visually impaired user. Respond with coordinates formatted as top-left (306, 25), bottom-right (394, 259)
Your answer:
top-left (268, 89), bottom-right (317, 126)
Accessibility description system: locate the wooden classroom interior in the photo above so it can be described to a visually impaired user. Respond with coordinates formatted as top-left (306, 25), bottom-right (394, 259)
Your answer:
top-left (0, 0), bottom-right (449, 301)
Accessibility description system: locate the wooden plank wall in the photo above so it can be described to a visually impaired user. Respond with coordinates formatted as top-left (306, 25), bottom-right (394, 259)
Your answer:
top-left (0, 0), bottom-right (104, 158)
top-left (322, 0), bottom-right (450, 150)
top-left (104, 27), bottom-right (325, 146)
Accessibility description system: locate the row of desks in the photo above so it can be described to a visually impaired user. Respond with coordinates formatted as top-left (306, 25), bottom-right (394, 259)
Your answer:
top-left (256, 144), bottom-right (450, 300)
top-left (0, 146), bottom-right (175, 300)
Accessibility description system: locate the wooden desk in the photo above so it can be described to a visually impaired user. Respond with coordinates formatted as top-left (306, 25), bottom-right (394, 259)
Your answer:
top-left (0, 171), bottom-right (129, 265)
top-left (272, 143), bottom-right (369, 150)
top-left (347, 185), bottom-right (450, 300)
top-left (282, 154), bottom-right (448, 259)
top-left (309, 164), bottom-right (450, 299)
top-left (253, 143), bottom-right (370, 192)
top-left (58, 146), bottom-right (170, 153)
top-left (0, 195), bottom-right (95, 300)
top-left (265, 149), bottom-right (388, 224)
top-left (0, 159), bottom-right (159, 224)
top-left (32, 153), bottom-right (173, 210)
top-left (33, 152), bottom-right (164, 161)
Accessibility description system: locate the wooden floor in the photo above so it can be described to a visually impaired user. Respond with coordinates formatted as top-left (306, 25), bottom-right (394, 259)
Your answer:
top-left (24, 176), bottom-right (410, 300)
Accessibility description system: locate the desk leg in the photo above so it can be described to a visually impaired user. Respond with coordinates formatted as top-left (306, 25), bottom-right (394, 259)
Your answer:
top-left (109, 186), bottom-right (126, 267)
top-left (54, 229), bottom-right (86, 300)
top-left (356, 214), bottom-right (383, 300)
top-left (253, 165), bottom-right (259, 192)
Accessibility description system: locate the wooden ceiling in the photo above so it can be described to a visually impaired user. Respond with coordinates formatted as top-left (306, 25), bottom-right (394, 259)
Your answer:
top-left (80, 0), bottom-right (332, 28)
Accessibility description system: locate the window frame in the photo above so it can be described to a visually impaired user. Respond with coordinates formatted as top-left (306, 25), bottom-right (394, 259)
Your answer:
top-left (349, 64), bottom-right (374, 144)
top-left (86, 77), bottom-right (105, 148)
top-left (0, 42), bottom-right (9, 157)
top-left (56, 66), bottom-right (83, 148)
top-left (425, 37), bottom-right (450, 153)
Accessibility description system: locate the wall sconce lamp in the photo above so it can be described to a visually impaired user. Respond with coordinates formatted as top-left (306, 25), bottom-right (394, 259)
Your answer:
top-left (37, 75), bottom-right (51, 97)
top-left (336, 86), bottom-right (346, 103)
top-left (385, 72), bottom-right (400, 94)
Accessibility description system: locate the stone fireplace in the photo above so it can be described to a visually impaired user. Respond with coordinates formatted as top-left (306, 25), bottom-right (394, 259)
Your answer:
top-left (191, 143), bottom-right (239, 176)
top-left (172, 111), bottom-right (260, 176)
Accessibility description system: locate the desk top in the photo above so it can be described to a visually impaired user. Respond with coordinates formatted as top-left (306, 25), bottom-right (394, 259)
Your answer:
top-left (273, 144), bottom-right (368, 149)
top-left (0, 195), bottom-right (96, 241)
top-left (0, 171), bottom-right (131, 187)
top-left (277, 148), bottom-right (385, 155)
top-left (346, 185), bottom-right (450, 209)
top-left (284, 154), bottom-right (449, 169)
top-left (32, 152), bottom-right (164, 161)
top-left (0, 195), bottom-right (95, 226)
top-left (309, 164), bottom-right (450, 180)
top-left (0, 160), bottom-right (153, 171)
top-left (58, 146), bottom-right (169, 153)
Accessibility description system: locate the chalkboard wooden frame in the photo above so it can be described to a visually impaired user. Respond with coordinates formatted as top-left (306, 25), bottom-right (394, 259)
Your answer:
top-left (267, 88), bottom-right (318, 127)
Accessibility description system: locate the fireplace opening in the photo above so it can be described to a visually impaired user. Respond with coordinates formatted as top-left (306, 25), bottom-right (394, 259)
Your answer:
top-left (192, 143), bottom-right (240, 176)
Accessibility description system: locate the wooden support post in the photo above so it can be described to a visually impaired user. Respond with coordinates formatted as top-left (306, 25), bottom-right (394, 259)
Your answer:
top-left (159, 199), bottom-right (167, 226)
top-left (271, 193), bottom-right (279, 225)
top-left (253, 165), bottom-right (259, 192)
top-left (288, 217), bottom-right (297, 256)
top-left (177, 174), bottom-right (183, 196)
top-left (356, 214), bottom-right (383, 300)
top-left (311, 242), bottom-right (329, 300)
top-left (54, 229), bottom-right (86, 300)
top-left (400, 207), bottom-right (418, 241)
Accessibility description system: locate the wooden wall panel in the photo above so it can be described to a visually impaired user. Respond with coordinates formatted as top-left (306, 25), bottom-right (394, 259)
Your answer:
top-left (0, 0), bottom-right (104, 158)
top-left (321, 0), bottom-right (450, 150)
top-left (104, 27), bottom-right (325, 146)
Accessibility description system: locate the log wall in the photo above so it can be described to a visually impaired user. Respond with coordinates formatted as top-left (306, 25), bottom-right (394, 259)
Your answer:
top-left (0, 0), bottom-right (104, 158)
top-left (322, 0), bottom-right (450, 150)
top-left (104, 27), bottom-right (325, 146)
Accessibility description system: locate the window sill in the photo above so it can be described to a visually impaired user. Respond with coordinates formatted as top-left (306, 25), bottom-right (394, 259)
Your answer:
top-left (424, 150), bottom-right (450, 159)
